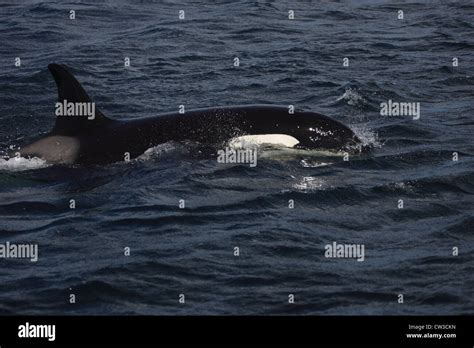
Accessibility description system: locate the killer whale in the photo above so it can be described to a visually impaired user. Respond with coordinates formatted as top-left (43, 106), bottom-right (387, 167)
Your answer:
top-left (12, 64), bottom-right (364, 165)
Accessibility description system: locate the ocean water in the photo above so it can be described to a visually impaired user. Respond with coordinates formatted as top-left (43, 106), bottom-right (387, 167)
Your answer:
top-left (0, 0), bottom-right (473, 315)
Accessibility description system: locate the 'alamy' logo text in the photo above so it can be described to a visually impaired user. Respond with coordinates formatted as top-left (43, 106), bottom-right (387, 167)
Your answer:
top-left (325, 241), bottom-right (365, 262)
top-left (217, 147), bottom-right (257, 167)
top-left (0, 241), bottom-right (38, 262)
top-left (55, 99), bottom-right (95, 120)
top-left (380, 99), bottom-right (420, 120)
top-left (18, 322), bottom-right (55, 341)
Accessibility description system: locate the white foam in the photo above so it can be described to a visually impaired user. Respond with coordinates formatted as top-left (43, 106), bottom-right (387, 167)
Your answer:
top-left (293, 176), bottom-right (326, 191)
top-left (135, 142), bottom-right (181, 161)
top-left (336, 87), bottom-right (367, 106)
top-left (350, 124), bottom-right (381, 149)
top-left (300, 159), bottom-right (333, 167)
top-left (0, 156), bottom-right (50, 172)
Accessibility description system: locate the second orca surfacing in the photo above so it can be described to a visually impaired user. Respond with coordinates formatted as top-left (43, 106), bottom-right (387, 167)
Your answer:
top-left (13, 64), bottom-right (366, 165)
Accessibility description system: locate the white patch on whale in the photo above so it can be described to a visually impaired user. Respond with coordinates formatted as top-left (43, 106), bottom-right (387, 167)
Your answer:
top-left (229, 134), bottom-right (299, 148)
top-left (19, 136), bottom-right (80, 164)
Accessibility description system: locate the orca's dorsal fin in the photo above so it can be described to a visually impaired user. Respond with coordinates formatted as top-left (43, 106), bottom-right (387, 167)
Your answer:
top-left (48, 63), bottom-right (114, 135)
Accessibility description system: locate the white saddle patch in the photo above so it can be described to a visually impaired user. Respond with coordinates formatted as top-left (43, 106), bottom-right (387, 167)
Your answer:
top-left (229, 134), bottom-right (299, 148)
top-left (19, 135), bottom-right (80, 164)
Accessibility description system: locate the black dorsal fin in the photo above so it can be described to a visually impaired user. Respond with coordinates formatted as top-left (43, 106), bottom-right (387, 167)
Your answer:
top-left (48, 63), bottom-right (114, 135)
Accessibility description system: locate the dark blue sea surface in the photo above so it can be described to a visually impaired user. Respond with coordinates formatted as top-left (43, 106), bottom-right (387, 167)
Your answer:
top-left (0, 0), bottom-right (473, 315)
